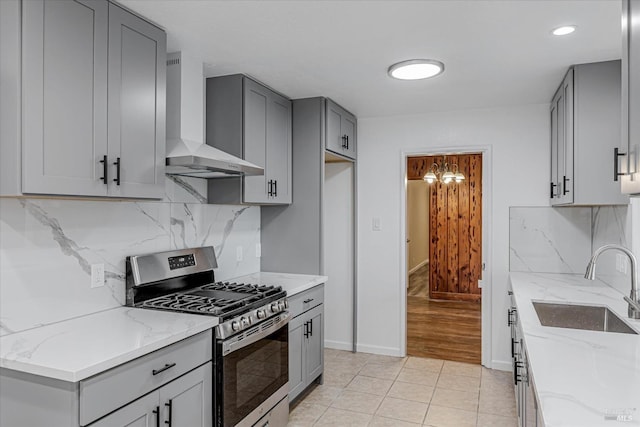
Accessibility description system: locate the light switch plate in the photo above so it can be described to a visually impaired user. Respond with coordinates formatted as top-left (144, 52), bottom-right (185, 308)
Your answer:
top-left (236, 246), bottom-right (243, 262)
top-left (372, 217), bottom-right (381, 231)
top-left (91, 263), bottom-right (104, 288)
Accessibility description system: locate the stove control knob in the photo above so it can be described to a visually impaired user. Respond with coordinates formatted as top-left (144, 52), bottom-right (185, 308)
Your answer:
top-left (278, 301), bottom-right (285, 311)
top-left (231, 321), bottom-right (240, 332)
top-left (257, 309), bottom-right (266, 319)
top-left (284, 300), bottom-right (289, 309)
top-left (270, 303), bottom-right (278, 313)
top-left (240, 317), bottom-right (249, 327)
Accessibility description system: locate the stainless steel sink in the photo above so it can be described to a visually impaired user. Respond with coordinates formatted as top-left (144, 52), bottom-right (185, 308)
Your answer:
top-left (532, 302), bottom-right (638, 335)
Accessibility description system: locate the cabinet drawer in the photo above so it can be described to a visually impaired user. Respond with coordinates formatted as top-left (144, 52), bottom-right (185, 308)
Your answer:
top-left (289, 285), bottom-right (324, 318)
top-left (79, 330), bottom-right (212, 426)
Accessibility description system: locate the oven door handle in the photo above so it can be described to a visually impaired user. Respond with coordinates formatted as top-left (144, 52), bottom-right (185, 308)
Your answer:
top-left (222, 312), bottom-right (291, 356)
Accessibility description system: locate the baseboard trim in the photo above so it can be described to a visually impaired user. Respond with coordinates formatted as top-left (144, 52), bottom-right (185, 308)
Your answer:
top-left (408, 259), bottom-right (429, 276)
top-left (324, 340), bottom-right (353, 351)
top-left (491, 360), bottom-right (512, 372)
top-left (354, 343), bottom-right (402, 357)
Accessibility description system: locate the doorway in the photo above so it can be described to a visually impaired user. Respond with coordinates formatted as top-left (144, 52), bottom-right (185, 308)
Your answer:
top-left (405, 153), bottom-right (483, 364)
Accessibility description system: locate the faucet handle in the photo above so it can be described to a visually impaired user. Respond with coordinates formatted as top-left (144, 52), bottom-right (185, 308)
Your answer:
top-left (623, 295), bottom-right (640, 319)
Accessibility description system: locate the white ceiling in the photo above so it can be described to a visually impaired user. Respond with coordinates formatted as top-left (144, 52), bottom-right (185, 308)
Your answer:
top-left (117, 0), bottom-right (622, 118)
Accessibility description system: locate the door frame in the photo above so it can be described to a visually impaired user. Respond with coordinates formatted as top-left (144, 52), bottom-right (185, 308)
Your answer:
top-left (399, 145), bottom-right (493, 367)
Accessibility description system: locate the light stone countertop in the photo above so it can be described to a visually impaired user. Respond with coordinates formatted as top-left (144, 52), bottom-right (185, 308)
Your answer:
top-left (0, 272), bottom-right (325, 383)
top-left (228, 271), bottom-right (328, 296)
top-left (509, 272), bottom-right (640, 426)
top-left (0, 307), bottom-right (218, 382)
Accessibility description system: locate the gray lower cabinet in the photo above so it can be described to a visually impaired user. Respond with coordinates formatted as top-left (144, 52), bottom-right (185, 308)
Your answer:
top-left (207, 74), bottom-right (292, 205)
top-left (7, 0), bottom-right (165, 199)
top-left (288, 285), bottom-right (324, 402)
top-left (549, 60), bottom-right (628, 205)
top-left (90, 363), bottom-right (212, 427)
top-left (0, 330), bottom-right (212, 427)
top-left (622, 0), bottom-right (640, 194)
top-left (326, 99), bottom-right (357, 160)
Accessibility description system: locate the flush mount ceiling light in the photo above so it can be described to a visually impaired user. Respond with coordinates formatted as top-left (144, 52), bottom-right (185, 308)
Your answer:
top-left (388, 59), bottom-right (444, 80)
top-left (552, 25), bottom-right (576, 36)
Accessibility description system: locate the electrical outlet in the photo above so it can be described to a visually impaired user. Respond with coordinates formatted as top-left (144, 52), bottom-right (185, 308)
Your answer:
top-left (255, 243), bottom-right (261, 258)
top-left (91, 263), bottom-right (104, 288)
top-left (236, 246), bottom-right (243, 262)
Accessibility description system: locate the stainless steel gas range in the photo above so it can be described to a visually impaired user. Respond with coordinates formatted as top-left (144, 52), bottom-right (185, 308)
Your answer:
top-left (126, 246), bottom-right (290, 427)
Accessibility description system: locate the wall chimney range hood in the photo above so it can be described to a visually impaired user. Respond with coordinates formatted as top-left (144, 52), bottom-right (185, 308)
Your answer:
top-left (165, 52), bottom-right (263, 178)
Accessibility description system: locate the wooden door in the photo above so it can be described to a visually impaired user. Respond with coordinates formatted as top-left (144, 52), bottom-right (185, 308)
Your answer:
top-left (408, 154), bottom-right (482, 301)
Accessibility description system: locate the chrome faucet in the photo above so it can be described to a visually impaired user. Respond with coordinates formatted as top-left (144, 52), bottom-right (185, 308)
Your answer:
top-left (585, 244), bottom-right (640, 319)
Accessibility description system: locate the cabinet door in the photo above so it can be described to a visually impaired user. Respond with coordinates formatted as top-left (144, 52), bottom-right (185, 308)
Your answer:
top-left (158, 363), bottom-right (212, 427)
top-left (22, 0), bottom-right (108, 197)
top-left (622, 0), bottom-right (640, 194)
top-left (305, 304), bottom-right (324, 383)
top-left (326, 101), bottom-right (344, 155)
top-left (341, 112), bottom-right (357, 160)
top-left (325, 100), bottom-right (356, 160)
top-left (550, 92), bottom-right (560, 202)
top-left (288, 315), bottom-right (306, 401)
top-left (89, 391), bottom-right (159, 427)
top-left (108, 3), bottom-right (166, 199)
top-left (267, 94), bottom-right (292, 204)
top-left (558, 70), bottom-right (574, 204)
top-left (243, 78), bottom-right (270, 204)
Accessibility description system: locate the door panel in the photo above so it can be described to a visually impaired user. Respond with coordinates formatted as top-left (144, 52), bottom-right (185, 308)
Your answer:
top-left (159, 363), bottom-right (212, 427)
top-left (90, 390), bottom-right (158, 427)
top-left (108, 3), bottom-right (166, 198)
top-left (305, 307), bottom-right (323, 382)
top-left (22, 0), bottom-right (108, 196)
top-left (288, 316), bottom-right (305, 400)
top-left (409, 154), bottom-right (482, 301)
top-left (268, 95), bottom-right (292, 203)
top-left (243, 79), bottom-right (269, 203)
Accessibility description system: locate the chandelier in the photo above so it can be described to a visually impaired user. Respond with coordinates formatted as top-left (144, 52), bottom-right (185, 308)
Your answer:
top-left (422, 157), bottom-right (465, 184)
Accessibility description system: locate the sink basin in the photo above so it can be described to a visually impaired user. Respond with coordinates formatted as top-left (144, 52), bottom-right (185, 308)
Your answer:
top-left (532, 302), bottom-right (638, 335)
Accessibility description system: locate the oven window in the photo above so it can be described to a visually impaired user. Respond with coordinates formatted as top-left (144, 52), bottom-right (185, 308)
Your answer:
top-left (219, 325), bottom-right (288, 426)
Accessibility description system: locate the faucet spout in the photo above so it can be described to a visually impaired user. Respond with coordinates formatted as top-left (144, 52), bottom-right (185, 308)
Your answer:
top-left (584, 244), bottom-right (639, 320)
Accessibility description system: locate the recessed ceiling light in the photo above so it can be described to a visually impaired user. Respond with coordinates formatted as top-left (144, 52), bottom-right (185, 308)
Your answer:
top-left (552, 25), bottom-right (576, 36)
top-left (388, 59), bottom-right (445, 80)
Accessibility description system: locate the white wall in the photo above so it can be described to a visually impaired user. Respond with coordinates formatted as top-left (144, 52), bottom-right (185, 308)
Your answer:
top-left (407, 180), bottom-right (429, 272)
top-left (357, 104), bottom-right (549, 367)
top-left (324, 162), bottom-right (355, 349)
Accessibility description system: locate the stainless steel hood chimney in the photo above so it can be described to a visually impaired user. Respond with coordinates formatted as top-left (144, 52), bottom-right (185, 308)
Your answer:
top-left (165, 52), bottom-right (263, 178)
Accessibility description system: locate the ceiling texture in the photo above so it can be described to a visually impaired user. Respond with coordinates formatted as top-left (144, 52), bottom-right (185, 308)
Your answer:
top-left (117, 0), bottom-right (622, 118)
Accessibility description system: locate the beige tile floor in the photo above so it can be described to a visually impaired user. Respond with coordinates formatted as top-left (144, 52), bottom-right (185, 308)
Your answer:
top-left (288, 349), bottom-right (517, 427)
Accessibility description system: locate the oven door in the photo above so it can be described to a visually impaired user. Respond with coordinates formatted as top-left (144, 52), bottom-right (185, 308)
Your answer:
top-left (215, 312), bottom-right (290, 427)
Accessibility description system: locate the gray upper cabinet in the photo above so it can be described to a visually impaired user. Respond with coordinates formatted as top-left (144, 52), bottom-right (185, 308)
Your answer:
top-left (14, 0), bottom-right (165, 199)
top-left (326, 99), bottom-right (357, 160)
top-left (207, 75), bottom-right (292, 205)
top-left (107, 3), bottom-right (166, 199)
top-left (549, 60), bottom-right (628, 206)
top-left (621, 0), bottom-right (640, 195)
top-left (22, 0), bottom-right (109, 197)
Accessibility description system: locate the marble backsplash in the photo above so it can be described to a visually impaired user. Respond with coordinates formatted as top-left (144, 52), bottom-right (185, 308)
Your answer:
top-left (0, 177), bottom-right (260, 336)
top-left (509, 205), bottom-right (632, 295)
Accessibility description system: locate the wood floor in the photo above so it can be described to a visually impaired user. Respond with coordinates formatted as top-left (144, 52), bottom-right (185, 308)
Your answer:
top-left (407, 266), bottom-right (482, 364)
